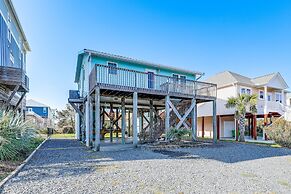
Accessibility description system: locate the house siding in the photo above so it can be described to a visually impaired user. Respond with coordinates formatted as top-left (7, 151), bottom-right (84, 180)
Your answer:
top-left (27, 106), bottom-right (49, 118)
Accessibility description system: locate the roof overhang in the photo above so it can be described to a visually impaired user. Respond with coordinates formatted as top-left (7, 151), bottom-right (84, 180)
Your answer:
top-left (75, 49), bottom-right (205, 83)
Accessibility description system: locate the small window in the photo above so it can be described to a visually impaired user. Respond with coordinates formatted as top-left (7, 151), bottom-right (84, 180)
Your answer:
top-left (246, 89), bottom-right (251, 95)
top-left (43, 108), bottom-right (47, 113)
top-left (10, 52), bottom-right (14, 64)
top-left (241, 88), bottom-right (246, 94)
top-left (108, 62), bottom-right (117, 74)
top-left (28, 108), bottom-right (32, 112)
top-left (7, 29), bottom-right (11, 43)
top-left (173, 74), bottom-right (179, 83)
top-left (275, 93), bottom-right (282, 103)
top-left (259, 91), bottom-right (264, 99)
top-left (180, 75), bottom-right (186, 84)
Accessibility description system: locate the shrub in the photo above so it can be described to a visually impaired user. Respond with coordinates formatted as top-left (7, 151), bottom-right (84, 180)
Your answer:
top-left (0, 110), bottom-right (42, 161)
top-left (166, 128), bottom-right (191, 141)
top-left (265, 118), bottom-right (291, 148)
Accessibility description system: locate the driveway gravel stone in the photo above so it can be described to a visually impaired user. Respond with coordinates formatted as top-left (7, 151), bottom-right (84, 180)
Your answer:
top-left (0, 139), bottom-right (290, 194)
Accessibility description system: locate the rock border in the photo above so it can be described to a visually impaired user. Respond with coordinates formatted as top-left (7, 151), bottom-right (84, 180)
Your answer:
top-left (0, 137), bottom-right (49, 189)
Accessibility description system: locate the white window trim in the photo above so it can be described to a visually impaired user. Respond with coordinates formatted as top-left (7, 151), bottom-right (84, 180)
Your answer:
top-left (275, 92), bottom-right (282, 103)
top-left (259, 90), bottom-right (264, 99)
top-left (107, 61), bottom-right (118, 74)
top-left (240, 87), bottom-right (252, 95)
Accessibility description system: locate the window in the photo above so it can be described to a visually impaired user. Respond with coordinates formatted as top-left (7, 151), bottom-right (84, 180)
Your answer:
top-left (10, 52), bottom-right (14, 64)
top-left (267, 94), bottom-right (272, 101)
top-left (173, 74), bottom-right (179, 83)
top-left (275, 93), bottom-right (282, 103)
top-left (108, 62), bottom-right (117, 74)
top-left (7, 29), bottom-right (11, 43)
top-left (240, 87), bottom-right (251, 95)
top-left (43, 108), bottom-right (47, 113)
top-left (259, 91), bottom-right (264, 99)
top-left (28, 108), bottom-right (32, 112)
top-left (180, 75), bottom-right (186, 84)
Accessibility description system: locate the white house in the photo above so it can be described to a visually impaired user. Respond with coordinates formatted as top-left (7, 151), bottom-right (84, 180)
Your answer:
top-left (197, 71), bottom-right (290, 140)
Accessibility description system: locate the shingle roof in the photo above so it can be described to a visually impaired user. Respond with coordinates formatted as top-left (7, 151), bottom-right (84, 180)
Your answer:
top-left (205, 71), bottom-right (254, 88)
top-left (26, 99), bottom-right (49, 108)
top-left (251, 73), bottom-right (277, 86)
top-left (205, 71), bottom-right (288, 89)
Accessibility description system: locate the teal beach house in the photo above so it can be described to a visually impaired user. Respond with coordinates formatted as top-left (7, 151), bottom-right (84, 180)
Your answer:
top-left (69, 49), bottom-right (217, 151)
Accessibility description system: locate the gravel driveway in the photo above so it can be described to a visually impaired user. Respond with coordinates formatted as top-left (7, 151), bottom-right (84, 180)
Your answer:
top-left (1, 139), bottom-right (291, 194)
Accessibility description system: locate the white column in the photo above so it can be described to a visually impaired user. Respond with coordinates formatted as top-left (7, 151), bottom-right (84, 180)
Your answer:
top-left (264, 86), bottom-right (268, 114)
top-left (121, 97), bottom-right (126, 144)
top-left (165, 95), bottom-right (170, 138)
top-left (75, 113), bottom-right (80, 140)
top-left (133, 92), bottom-right (138, 147)
top-left (281, 90), bottom-right (285, 105)
top-left (263, 86), bottom-right (268, 140)
top-left (85, 98), bottom-right (90, 147)
top-left (94, 87), bottom-right (101, 151)
top-left (191, 98), bottom-right (197, 141)
top-left (213, 100), bottom-right (217, 143)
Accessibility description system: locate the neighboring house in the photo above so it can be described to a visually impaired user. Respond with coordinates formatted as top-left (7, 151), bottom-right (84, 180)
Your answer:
top-left (0, 0), bottom-right (30, 112)
top-left (197, 71), bottom-right (290, 140)
top-left (69, 49), bottom-right (217, 150)
top-left (26, 99), bottom-right (54, 129)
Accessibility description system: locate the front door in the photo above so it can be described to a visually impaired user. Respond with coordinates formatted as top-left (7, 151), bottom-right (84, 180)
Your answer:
top-left (148, 71), bottom-right (155, 89)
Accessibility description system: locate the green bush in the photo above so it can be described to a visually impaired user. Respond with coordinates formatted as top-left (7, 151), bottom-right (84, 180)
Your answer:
top-left (0, 110), bottom-right (43, 161)
top-left (265, 118), bottom-right (291, 148)
top-left (166, 128), bottom-right (191, 141)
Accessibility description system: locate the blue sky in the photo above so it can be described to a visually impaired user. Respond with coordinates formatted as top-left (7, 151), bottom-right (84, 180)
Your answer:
top-left (13, 0), bottom-right (291, 109)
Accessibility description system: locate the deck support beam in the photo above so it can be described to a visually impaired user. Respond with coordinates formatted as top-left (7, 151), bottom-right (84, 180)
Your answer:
top-left (121, 97), bottom-right (126, 144)
top-left (202, 117), bottom-right (205, 138)
top-left (149, 100), bottom-right (154, 140)
top-left (75, 113), bottom-right (80, 140)
top-left (191, 98), bottom-right (197, 141)
top-left (212, 100), bottom-right (217, 143)
top-left (85, 97), bottom-right (90, 147)
top-left (89, 95), bottom-right (94, 147)
top-left (94, 87), bottom-right (101, 151)
top-left (165, 95), bottom-right (170, 139)
top-left (133, 92), bottom-right (138, 147)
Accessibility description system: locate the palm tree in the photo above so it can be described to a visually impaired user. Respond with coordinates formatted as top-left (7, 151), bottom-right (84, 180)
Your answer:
top-left (226, 94), bottom-right (258, 142)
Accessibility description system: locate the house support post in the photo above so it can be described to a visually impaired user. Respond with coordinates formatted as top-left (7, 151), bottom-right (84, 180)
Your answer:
top-left (133, 92), bottom-right (138, 147)
top-left (191, 98), bottom-right (197, 141)
top-left (121, 97), bottom-right (126, 144)
top-left (149, 100), bottom-right (154, 141)
top-left (202, 117), bottom-right (205, 138)
top-left (139, 110), bottom-right (144, 141)
top-left (217, 115), bottom-right (220, 140)
top-left (212, 100), bottom-right (217, 143)
top-left (85, 97), bottom-right (90, 147)
top-left (94, 87), bottom-right (100, 151)
top-left (165, 95), bottom-right (170, 140)
top-left (110, 103), bottom-right (114, 143)
top-left (116, 108), bottom-right (119, 139)
top-left (89, 95), bottom-right (94, 147)
top-left (75, 113), bottom-right (80, 140)
top-left (253, 114), bottom-right (257, 140)
top-left (128, 110), bottom-right (131, 137)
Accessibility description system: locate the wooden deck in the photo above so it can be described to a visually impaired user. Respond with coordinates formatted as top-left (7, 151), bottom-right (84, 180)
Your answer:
top-left (88, 64), bottom-right (216, 102)
top-left (0, 66), bottom-right (29, 92)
